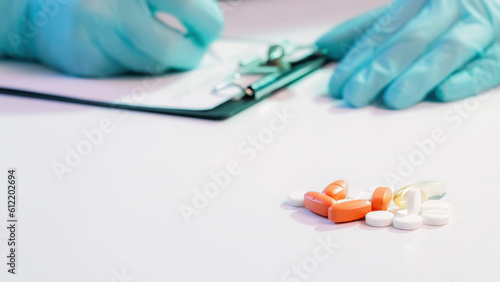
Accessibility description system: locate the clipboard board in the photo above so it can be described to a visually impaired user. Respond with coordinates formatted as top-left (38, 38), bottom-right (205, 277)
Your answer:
top-left (0, 40), bottom-right (329, 120)
top-left (0, 86), bottom-right (264, 120)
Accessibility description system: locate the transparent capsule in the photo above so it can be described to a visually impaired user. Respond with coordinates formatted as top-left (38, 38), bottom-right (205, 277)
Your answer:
top-left (393, 181), bottom-right (446, 207)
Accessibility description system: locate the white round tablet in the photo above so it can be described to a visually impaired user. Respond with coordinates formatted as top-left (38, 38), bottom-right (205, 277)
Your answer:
top-left (421, 200), bottom-right (450, 213)
top-left (287, 191), bottom-right (308, 207)
top-left (365, 211), bottom-right (394, 227)
top-left (393, 214), bottom-right (422, 230)
top-left (422, 209), bottom-right (450, 226)
top-left (406, 189), bottom-right (421, 214)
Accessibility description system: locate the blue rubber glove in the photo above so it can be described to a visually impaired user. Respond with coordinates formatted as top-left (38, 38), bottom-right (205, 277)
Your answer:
top-left (316, 0), bottom-right (500, 109)
top-left (0, 0), bottom-right (223, 77)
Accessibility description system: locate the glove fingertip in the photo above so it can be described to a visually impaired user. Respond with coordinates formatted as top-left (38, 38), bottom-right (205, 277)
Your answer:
top-left (434, 84), bottom-right (457, 103)
top-left (383, 89), bottom-right (415, 110)
top-left (328, 73), bottom-right (344, 99)
top-left (315, 41), bottom-right (351, 61)
top-left (343, 81), bottom-right (370, 108)
top-left (435, 74), bottom-right (472, 102)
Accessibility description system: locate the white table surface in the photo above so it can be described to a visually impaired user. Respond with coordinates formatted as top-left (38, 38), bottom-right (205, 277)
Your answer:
top-left (1, 0), bottom-right (500, 281)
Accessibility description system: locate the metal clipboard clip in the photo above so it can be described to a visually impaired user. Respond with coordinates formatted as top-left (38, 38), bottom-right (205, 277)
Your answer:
top-left (212, 42), bottom-right (329, 100)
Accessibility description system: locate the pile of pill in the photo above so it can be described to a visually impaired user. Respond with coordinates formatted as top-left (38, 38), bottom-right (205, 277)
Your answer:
top-left (287, 180), bottom-right (450, 230)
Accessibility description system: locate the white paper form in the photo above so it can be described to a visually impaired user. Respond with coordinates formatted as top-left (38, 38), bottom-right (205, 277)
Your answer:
top-left (0, 39), bottom-right (269, 111)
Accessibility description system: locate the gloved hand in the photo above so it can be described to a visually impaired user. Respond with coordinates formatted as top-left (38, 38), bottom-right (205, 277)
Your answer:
top-left (0, 0), bottom-right (223, 77)
top-left (316, 0), bottom-right (500, 109)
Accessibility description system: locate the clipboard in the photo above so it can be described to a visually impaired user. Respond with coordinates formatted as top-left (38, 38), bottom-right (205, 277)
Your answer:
top-left (0, 40), bottom-right (329, 120)
top-left (0, 86), bottom-right (262, 120)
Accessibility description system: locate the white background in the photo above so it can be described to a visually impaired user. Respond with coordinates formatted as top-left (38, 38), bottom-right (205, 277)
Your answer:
top-left (1, 0), bottom-right (500, 281)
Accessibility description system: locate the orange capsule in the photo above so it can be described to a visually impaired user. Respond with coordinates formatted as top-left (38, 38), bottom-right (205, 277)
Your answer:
top-left (304, 192), bottom-right (336, 217)
top-left (371, 187), bottom-right (393, 211)
top-left (322, 180), bottom-right (348, 201)
top-left (328, 199), bottom-right (372, 223)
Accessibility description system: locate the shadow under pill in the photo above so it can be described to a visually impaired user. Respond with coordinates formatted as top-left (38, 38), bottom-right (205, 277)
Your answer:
top-left (280, 203), bottom-right (344, 228)
top-left (386, 226), bottom-right (420, 234)
top-left (315, 220), bottom-right (360, 232)
top-left (420, 224), bottom-right (447, 230)
top-left (358, 220), bottom-right (389, 231)
top-left (289, 208), bottom-right (331, 226)
top-left (280, 202), bottom-right (300, 211)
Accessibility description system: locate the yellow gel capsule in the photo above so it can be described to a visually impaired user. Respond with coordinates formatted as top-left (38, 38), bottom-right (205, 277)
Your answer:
top-left (393, 181), bottom-right (446, 207)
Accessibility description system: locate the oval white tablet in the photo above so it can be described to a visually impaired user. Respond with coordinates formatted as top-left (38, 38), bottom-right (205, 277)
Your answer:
top-left (393, 214), bottom-right (422, 230)
top-left (422, 209), bottom-right (450, 226)
top-left (365, 211), bottom-right (394, 227)
top-left (287, 191), bottom-right (308, 207)
top-left (421, 200), bottom-right (450, 213)
top-left (406, 189), bottom-right (421, 214)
